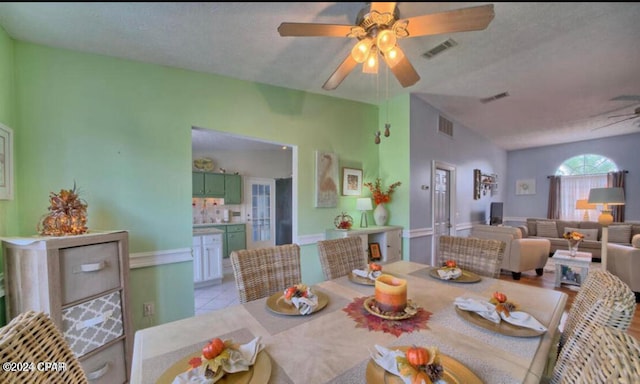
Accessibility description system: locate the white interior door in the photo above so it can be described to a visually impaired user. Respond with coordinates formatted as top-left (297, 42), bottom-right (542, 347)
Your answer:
top-left (432, 161), bottom-right (456, 265)
top-left (244, 177), bottom-right (276, 249)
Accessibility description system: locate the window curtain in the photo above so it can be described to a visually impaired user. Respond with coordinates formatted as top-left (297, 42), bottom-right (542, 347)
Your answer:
top-left (607, 171), bottom-right (627, 222)
top-left (561, 174), bottom-right (607, 220)
top-left (547, 176), bottom-right (561, 219)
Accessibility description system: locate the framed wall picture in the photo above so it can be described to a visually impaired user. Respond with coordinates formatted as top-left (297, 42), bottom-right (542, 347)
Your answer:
top-left (315, 150), bottom-right (339, 207)
top-left (342, 167), bottom-right (363, 196)
top-left (369, 242), bottom-right (381, 260)
top-left (0, 123), bottom-right (14, 200)
top-left (516, 179), bottom-right (536, 195)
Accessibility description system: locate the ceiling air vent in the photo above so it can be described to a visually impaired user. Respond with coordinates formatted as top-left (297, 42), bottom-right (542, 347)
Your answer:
top-left (480, 91), bottom-right (510, 104)
top-left (422, 38), bottom-right (458, 59)
top-left (439, 115), bottom-right (453, 137)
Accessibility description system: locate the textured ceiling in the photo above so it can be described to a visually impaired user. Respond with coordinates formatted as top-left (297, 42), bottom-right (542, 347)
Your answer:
top-left (0, 2), bottom-right (639, 151)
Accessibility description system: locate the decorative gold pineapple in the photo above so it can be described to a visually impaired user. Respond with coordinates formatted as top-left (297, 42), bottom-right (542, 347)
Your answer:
top-left (38, 183), bottom-right (88, 236)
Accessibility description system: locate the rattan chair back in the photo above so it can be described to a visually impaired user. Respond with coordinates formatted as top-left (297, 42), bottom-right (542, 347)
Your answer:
top-left (437, 235), bottom-right (505, 278)
top-left (0, 311), bottom-right (88, 384)
top-left (554, 326), bottom-right (640, 383)
top-left (230, 243), bottom-right (302, 304)
top-left (551, 269), bottom-right (636, 383)
top-left (317, 237), bottom-right (368, 280)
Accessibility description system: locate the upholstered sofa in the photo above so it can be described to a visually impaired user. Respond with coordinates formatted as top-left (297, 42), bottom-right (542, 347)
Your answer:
top-left (470, 224), bottom-right (551, 280)
top-left (607, 237), bottom-right (640, 300)
top-left (523, 218), bottom-right (640, 260)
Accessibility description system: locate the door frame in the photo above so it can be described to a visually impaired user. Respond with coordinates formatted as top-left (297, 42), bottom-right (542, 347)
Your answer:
top-left (431, 161), bottom-right (457, 265)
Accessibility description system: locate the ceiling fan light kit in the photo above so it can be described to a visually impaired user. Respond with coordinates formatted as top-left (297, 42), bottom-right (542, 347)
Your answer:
top-left (277, 3), bottom-right (495, 90)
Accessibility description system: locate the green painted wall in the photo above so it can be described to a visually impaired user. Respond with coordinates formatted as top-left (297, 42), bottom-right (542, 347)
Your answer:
top-left (0, 24), bottom-right (17, 326)
top-left (11, 42), bottom-right (383, 330)
top-left (377, 94), bottom-right (411, 259)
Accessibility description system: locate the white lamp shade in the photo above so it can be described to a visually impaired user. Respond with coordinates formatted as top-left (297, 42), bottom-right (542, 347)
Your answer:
top-left (356, 198), bottom-right (373, 211)
top-left (587, 187), bottom-right (625, 206)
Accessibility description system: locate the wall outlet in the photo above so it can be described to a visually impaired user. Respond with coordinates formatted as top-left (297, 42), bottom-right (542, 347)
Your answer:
top-left (143, 302), bottom-right (155, 317)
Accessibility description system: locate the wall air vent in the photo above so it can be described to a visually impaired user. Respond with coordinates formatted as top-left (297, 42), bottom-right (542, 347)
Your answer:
top-left (422, 38), bottom-right (458, 59)
top-left (480, 92), bottom-right (510, 104)
top-left (439, 115), bottom-right (453, 137)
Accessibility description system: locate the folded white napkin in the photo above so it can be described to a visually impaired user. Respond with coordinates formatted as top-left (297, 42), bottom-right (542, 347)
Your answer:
top-left (499, 311), bottom-right (547, 332)
top-left (437, 267), bottom-right (462, 280)
top-left (352, 268), bottom-right (382, 280)
top-left (290, 289), bottom-right (318, 315)
top-left (172, 337), bottom-right (264, 383)
top-left (454, 297), bottom-right (500, 323)
top-left (371, 345), bottom-right (412, 384)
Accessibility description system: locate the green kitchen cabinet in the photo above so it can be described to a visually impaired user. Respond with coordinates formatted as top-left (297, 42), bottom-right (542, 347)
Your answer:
top-left (201, 224), bottom-right (246, 259)
top-left (192, 172), bottom-right (241, 202)
top-left (225, 224), bottom-right (247, 258)
top-left (224, 174), bottom-right (242, 204)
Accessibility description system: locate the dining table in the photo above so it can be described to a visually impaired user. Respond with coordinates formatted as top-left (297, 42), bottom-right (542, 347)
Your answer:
top-left (130, 260), bottom-right (567, 384)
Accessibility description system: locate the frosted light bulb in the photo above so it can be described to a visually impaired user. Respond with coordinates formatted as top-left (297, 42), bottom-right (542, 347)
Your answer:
top-left (377, 29), bottom-right (396, 53)
top-left (351, 38), bottom-right (373, 63)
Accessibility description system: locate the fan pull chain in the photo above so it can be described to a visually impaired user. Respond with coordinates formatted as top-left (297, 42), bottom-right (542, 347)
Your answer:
top-left (374, 63), bottom-right (381, 144)
top-left (384, 64), bottom-right (391, 138)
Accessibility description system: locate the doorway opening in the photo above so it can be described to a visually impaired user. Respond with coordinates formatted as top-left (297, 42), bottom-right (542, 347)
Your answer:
top-left (431, 161), bottom-right (456, 265)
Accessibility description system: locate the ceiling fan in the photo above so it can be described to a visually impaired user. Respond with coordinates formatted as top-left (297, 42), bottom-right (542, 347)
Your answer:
top-left (592, 106), bottom-right (640, 131)
top-left (277, 2), bottom-right (495, 90)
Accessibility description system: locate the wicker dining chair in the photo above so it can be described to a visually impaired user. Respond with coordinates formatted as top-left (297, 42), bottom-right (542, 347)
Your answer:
top-left (0, 311), bottom-right (88, 384)
top-left (552, 325), bottom-right (640, 384)
top-left (230, 243), bottom-right (302, 303)
top-left (549, 269), bottom-right (636, 383)
top-left (317, 237), bottom-right (368, 280)
top-left (437, 235), bottom-right (506, 278)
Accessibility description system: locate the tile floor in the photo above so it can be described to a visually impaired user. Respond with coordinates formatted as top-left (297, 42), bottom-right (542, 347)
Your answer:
top-left (194, 265), bottom-right (239, 315)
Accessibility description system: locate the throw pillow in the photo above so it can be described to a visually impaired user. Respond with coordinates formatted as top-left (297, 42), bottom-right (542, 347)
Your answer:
top-left (608, 225), bottom-right (632, 244)
top-left (536, 221), bottom-right (558, 238)
top-left (564, 227), bottom-right (598, 241)
top-left (632, 234), bottom-right (640, 248)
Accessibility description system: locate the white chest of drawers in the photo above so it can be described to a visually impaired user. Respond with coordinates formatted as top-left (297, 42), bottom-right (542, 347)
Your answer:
top-left (2, 231), bottom-right (132, 383)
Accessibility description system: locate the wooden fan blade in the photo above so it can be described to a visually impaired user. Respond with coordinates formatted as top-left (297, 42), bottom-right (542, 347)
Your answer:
top-left (278, 22), bottom-right (355, 37)
top-left (322, 54), bottom-right (358, 90)
top-left (382, 47), bottom-right (420, 88)
top-left (370, 2), bottom-right (397, 15)
top-left (592, 116), bottom-right (638, 131)
top-left (402, 4), bottom-right (495, 37)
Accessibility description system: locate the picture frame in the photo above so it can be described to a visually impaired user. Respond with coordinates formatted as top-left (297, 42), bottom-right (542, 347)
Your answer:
top-left (342, 167), bottom-right (363, 196)
top-left (516, 178), bottom-right (536, 195)
top-left (315, 150), bottom-right (339, 207)
top-left (369, 242), bottom-right (381, 260)
top-left (0, 123), bottom-right (14, 200)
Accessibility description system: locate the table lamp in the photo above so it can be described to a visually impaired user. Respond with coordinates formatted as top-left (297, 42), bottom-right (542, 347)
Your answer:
top-left (588, 187), bottom-right (625, 271)
top-left (356, 198), bottom-right (373, 228)
top-left (575, 199), bottom-right (596, 221)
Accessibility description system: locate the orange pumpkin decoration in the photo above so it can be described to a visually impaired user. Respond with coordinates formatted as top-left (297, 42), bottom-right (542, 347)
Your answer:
top-left (202, 338), bottom-right (225, 360)
top-left (406, 346), bottom-right (430, 367)
top-left (444, 259), bottom-right (457, 268)
top-left (492, 291), bottom-right (507, 303)
top-left (369, 262), bottom-right (382, 272)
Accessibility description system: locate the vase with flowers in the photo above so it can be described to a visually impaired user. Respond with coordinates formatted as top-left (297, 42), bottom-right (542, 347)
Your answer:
top-left (364, 178), bottom-right (401, 226)
top-left (563, 231), bottom-right (584, 256)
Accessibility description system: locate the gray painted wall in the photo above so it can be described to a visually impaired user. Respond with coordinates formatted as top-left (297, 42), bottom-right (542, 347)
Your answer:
top-left (505, 132), bottom-right (640, 222)
top-left (409, 95), bottom-right (508, 264)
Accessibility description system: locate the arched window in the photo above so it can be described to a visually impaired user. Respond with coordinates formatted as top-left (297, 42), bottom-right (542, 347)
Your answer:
top-left (556, 154), bottom-right (618, 176)
top-left (556, 154), bottom-right (618, 220)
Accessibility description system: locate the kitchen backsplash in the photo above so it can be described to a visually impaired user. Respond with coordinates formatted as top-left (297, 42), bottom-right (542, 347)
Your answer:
top-left (192, 198), bottom-right (243, 224)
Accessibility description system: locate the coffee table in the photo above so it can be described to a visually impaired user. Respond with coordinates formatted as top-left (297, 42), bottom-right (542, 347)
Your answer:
top-left (552, 250), bottom-right (593, 288)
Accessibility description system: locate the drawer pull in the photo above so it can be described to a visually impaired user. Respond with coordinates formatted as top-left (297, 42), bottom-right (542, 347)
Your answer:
top-left (86, 362), bottom-right (110, 380)
top-left (79, 261), bottom-right (107, 273)
top-left (76, 309), bottom-right (113, 331)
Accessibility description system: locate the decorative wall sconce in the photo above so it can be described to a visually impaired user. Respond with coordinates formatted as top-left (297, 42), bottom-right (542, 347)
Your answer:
top-left (473, 169), bottom-right (498, 200)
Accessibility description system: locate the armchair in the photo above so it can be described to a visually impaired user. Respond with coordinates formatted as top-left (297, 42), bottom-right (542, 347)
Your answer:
top-left (470, 224), bottom-right (550, 280)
